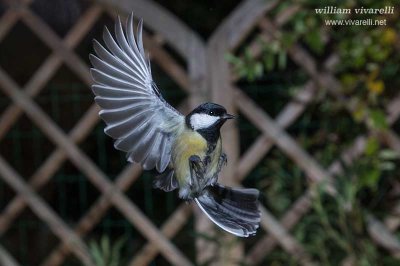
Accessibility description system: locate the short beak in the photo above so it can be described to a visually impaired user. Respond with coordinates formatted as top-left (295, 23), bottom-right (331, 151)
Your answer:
top-left (222, 113), bottom-right (235, 120)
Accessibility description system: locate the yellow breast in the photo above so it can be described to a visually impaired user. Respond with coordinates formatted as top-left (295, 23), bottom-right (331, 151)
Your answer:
top-left (172, 130), bottom-right (208, 184)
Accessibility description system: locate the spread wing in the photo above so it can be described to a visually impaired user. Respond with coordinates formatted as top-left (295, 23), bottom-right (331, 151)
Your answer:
top-left (90, 14), bottom-right (184, 172)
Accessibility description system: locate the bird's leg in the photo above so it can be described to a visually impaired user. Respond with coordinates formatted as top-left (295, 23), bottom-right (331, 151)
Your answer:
top-left (189, 155), bottom-right (204, 197)
top-left (207, 153), bottom-right (227, 187)
top-left (212, 153), bottom-right (227, 185)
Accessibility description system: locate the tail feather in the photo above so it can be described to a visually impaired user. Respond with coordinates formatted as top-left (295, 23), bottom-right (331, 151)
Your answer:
top-left (195, 184), bottom-right (261, 237)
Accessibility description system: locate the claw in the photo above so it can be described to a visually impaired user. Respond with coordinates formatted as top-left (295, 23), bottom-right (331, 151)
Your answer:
top-left (189, 155), bottom-right (204, 196)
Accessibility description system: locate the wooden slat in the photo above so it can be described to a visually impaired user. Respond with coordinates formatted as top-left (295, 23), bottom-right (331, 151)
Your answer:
top-left (98, 0), bottom-right (204, 61)
top-left (0, 67), bottom-right (193, 266)
top-left (203, 0), bottom-right (279, 263)
top-left (0, 10), bottom-right (20, 41)
top-left (0, 5), bottom-right (101, 140)
top-left (367, 214), bottom-right (400, 258)
top-left (41, 164), bottom-right (142, 266)
top-left (105, 8), bottom-right (210, 263)
top-left (244, 14), bottom-right (400, 262)
top-left (246, 96), bottom-right (400, 264)
top-left (0, 0), bottom-right (33, 41)
top-left (143, 33), bottom-right (190, 92)
top-left (236, 81), bottom-right (317, 180)
top-left (0, 155), bottom-right (94, 266)
top-left (42, 100), bottom-right (191, 266)
top-left (245, 137), bottom-right (367, 264)
top-left (128, 204), bottom-right (192, 266)
top-left (0, 105), bottom-right (99, 235)
top-left (0, 244), bottom-right (20, 266)
top-left (106, 11), bottom-right (190, 93)
top-left (269, 15), bottom-right (400, 258)
top-left (0, 5), bottom-right (102, 235)
top-left (0, 0), bottom-right (398, 264)
top-left (210, 0), bottom-right (279, 52)
top-left (259, 205), bottom-right (316, 265)
top-left (19, 9), bottom-right (92, 85)
top-left (207, 1), bottom-right (317, 263)
top-left (385, 203), bottom-right (400, 234)
top-left (235, 88), bottom-right (336, 192)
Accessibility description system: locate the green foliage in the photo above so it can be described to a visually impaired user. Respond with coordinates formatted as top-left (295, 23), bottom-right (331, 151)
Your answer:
top-left (89, 235), bottom-right (125, 266)
top-left (226, 38), bottom-right (288, 81)
top-left (229, 0), bottom-right (400, 264)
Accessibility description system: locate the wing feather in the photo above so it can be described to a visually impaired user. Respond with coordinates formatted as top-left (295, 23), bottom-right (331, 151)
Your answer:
top-left (104, 109), bottom-right (155, 138)
top-left (129, 126), bottom-right (157, 162)
top-left (115, 17), bottom-right (148, 76)
top-left (142, 132), bottom-right (163, 170)
top-left (93, 40), bottom-right (135, 77)
top-left (90, 54), bottom-right (144, 86)
top-left (103, 28), bottom-right (141, 76)
top-left (91, 14), bottom-right (183, 173)
top-left (91, 69), bottom-right (142, 90)
top-left (136, 20), bottom-right (146, 58)
top-left (99, 102), bottom-right (149, 122)
top-left (157, 137), bottom-right (170, 171)
top-left (92, 85), bottom-right (144, 98)
top-left (95, 96), bottom-right (152, 109)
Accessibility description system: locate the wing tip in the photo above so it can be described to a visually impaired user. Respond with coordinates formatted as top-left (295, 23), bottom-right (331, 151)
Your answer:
top-left (92, 39), bottom-right (104, 56)
top-left (103, 25), bottom-right (113, 40)
top-left (116, 15), bottom-right (123, 31)
top-left (88, 53), bottom-right (98, 66)
top-left (89, 68), bottom-right (99, 81)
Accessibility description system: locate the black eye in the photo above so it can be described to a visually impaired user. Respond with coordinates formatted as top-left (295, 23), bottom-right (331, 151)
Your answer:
top-left (209, 111), bottom-right (214, 115)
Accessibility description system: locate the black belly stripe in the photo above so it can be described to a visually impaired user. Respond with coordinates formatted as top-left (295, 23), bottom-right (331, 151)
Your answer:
top-left (197, 127), bottom-right (220, 148)
top-left (196, 128), bottom-right (219, 168)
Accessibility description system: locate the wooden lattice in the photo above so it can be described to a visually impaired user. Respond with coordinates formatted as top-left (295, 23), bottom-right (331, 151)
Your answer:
top-left (0, 0), bottom-right (400, 265)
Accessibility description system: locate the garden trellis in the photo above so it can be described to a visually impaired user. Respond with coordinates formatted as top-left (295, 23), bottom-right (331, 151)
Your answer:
top-left (0, 0), bottom-right (400, 265)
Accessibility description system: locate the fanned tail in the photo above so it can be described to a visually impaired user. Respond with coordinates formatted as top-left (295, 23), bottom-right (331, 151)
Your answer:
top-left (195, 184), bottom-right (261, 237)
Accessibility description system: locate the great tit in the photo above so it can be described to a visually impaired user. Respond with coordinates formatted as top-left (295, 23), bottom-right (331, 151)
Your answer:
top-left (89, 14), bottom-right (261, 237)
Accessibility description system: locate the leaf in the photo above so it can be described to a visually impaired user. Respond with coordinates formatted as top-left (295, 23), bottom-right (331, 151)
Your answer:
top-left (379, 149), bottom-right (400, 160)
top-left (90, 241), bottom-right (104, 266)
top-left (278, 51), bottom-right (287, 69)
top-left (382, 28), bottom-right (397, 44)
top-left (305, 30), bottom-right (324, 54)
top-left (101, 236), bottom-right (110, 264)
top-left (367, 80), bottom-right (384, 95)
top-left (360, 168), bottom-right (380, 189)
top-left (110, 238), bottom-right (125, 266)
top-left (224, 53), bottom-right (241, 65)
top-left (352, 101), bottom-right (367, 122)
top-left (254, 62), bottom-right (263, 78)
top-left (281, 32), bottom-right (296, 49)
top-left (379, 161), bottom-right (395, 171)
top-left (341, 74), bottom-right (358, 89)
top-left (264, 52), bottom-right (275, 71)
top-left (369, 109), bottom-right (388, 129)
top-left (365, 137), bottom-right (379, 156)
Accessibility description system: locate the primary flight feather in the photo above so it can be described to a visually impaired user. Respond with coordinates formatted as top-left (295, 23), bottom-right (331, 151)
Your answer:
top-left (90, 13), bottom-right (261, 237)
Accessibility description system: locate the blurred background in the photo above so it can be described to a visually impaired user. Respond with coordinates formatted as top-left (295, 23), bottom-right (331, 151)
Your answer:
top-left (0, 0), bottom-right (399, 265)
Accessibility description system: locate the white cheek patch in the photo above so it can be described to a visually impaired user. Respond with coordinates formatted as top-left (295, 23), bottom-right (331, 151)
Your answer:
top-left (190, 113), bottom-right (219, 130)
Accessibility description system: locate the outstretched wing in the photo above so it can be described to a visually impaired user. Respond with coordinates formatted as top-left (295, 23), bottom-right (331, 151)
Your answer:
top-left (90, 14), bottom-right (184, 172)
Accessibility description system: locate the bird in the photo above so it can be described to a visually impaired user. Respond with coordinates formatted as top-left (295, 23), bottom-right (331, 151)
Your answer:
top-left (89, 13), bottom-right (261, 237)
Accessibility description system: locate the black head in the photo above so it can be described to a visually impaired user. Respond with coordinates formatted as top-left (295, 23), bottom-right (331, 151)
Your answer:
top-left (186, 102), bottom-right (235, 131)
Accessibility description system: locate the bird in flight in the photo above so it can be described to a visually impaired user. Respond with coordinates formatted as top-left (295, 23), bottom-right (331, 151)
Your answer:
top-left (90, 13), bottom-right (261, 237)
